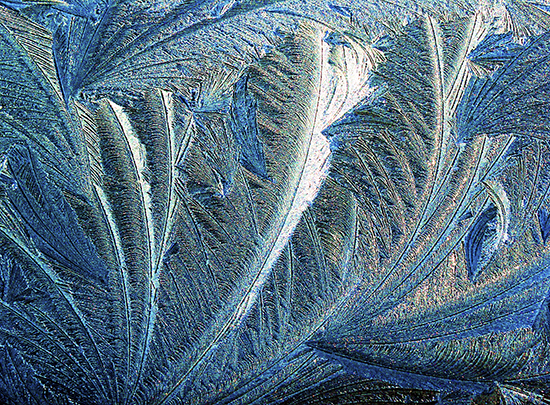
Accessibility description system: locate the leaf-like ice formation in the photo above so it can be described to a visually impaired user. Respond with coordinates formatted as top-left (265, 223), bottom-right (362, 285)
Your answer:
top-left (464, 203), bottom-right (499, 281)
top-left (0, 14), bottom-right (82, 192)
top-left (1, 1), bottom-right (550, 404)
top-left (230, 73), bottom-right (269, 179)
top-left (456, 31), bottom-right (550, 143)
top-left (308, 12), bottom-right (550, 399)
top-left (2, 145), bottom-right (108, 283)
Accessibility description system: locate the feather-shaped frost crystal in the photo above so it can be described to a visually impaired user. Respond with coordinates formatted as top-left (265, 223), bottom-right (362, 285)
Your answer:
top-left (0, 1), bottom-right (550, 404)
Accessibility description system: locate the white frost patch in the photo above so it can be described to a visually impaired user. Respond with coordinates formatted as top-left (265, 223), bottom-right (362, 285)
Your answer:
top-left (237, 130), bottom-right (331, 320)
top-left (316, 31), bottom-right (382, 132)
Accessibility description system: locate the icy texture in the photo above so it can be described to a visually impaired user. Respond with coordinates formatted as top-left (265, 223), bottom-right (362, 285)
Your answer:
top-left (0, 0), bottom-right (550, 404)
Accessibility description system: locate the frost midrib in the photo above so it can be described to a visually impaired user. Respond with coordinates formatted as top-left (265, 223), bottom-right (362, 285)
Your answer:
top-left (108, 101), bottom-right (158, 405)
